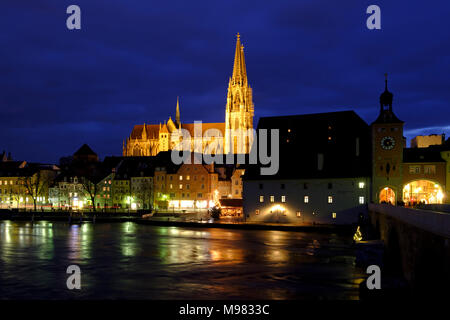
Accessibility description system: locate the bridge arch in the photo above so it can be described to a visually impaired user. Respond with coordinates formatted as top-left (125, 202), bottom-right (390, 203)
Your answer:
top-left (402, 179), bottom-right (444, 205)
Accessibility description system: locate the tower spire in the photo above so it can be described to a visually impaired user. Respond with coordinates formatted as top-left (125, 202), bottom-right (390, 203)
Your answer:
top-left (380, 73), bottom-right (393, 111)
top-left (176, 96), bottom-right (181, 126)
top-left (225, 33), bottom-right (254, 154)
top-left (240, 44), bottom-right (247, 86)
top-left (232, 33), bottom-right (246, 85)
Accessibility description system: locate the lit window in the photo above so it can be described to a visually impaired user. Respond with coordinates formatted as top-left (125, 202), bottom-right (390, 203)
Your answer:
top-left (296, 211), bottom-right (301, 217)
top-left (170, 184), bottom-right (173, 189)
top-left (304, 196), bottom-right (309, 203)
top-left (179, 184), bottom-right (182, 189)
top-left (255, 209), bottom-right (260, 215)
top-left (359, 182), bottom-right (365, 189)
top-left (270, 196), bottom-right (274, 203)
top-left (359, 196), bottom-right (365, 204)
top-left (328, 196), bottom-right (333, 204)
top-left (332, 212), bottom-right (337, 219)
top-left (409, 165), bottom-right (420, 174)
top-left (281, 196), bottom-right (286, 203)
top-left (424, 165), bottom-right (436, 174)
top-left (259, 196), bottom-right (264, 202)
top-left (179, 176), bottom-right (183, 181)
top-left (187, 175), bottom-right (190, 180)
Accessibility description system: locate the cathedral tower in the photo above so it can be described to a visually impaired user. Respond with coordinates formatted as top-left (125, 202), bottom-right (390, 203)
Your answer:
top-left (371, 74), bottom-right (404, 204)
top-left (224, 33), bottom-right (254, 154)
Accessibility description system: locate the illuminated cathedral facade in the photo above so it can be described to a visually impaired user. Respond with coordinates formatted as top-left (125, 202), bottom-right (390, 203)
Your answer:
top-left (123, 34), bottom-right (254, 157)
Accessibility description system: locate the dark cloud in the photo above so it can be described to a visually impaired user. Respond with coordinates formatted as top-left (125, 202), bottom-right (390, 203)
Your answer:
top-left (0, 0), bottom-right (449, 162)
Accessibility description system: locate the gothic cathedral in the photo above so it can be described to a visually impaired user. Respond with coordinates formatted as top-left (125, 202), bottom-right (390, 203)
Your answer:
top-left (123, 34), bottom-right (254, 156)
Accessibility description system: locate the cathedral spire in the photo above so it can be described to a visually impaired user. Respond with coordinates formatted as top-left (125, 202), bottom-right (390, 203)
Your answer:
top-left (231, 33), bottom-right (247, 85)
top-left (176, 96), bottom-right (181, 126)
top-left (240, 45), bottom-right (247, 86)
top-left (225, 33), bottom-right (254, 154)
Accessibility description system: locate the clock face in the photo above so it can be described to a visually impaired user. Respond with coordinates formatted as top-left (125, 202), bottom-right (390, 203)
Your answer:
top-left (381, 136), bottom-right (396, 150)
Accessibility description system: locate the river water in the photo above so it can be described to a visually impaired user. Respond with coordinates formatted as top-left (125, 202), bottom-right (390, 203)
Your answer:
top-left (0, 221), bottom-right (365, 300)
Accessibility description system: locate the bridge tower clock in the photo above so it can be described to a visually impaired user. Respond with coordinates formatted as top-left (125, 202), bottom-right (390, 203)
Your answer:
top-left (371, 74), bottom-right (405, 204)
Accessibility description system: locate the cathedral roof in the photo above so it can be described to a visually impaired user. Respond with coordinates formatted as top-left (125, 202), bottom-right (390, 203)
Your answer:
top-left (129, 122), bottom-right (226, 140)
top-left (130, 124), bottom-right (160, 139)
top-left (181, 122), bottom-right (225, 136)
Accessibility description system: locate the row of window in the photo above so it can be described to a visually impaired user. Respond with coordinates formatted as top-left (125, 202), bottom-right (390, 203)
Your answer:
top-left (259, 195), bottom-right (365, 204)
top-left (0, 180), bottom-right (18, 186)
top-left (255, 210), bottom-right (338, 219)
top-left (156, 175), bottom-right (207, 181)
top-left (409, 165), bottom-right (436, 174)
top-left (259, 195), bottom-right (286, 203)
top-left (258, 182), bottom-right (365, 190)
top-left (377, 127), bottom-right (399, 132)
top-left (0, 196), bottom-right (45, 202)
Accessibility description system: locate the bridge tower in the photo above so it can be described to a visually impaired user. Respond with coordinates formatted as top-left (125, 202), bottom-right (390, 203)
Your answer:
top-left (371, 74), bottom-right (405, 204)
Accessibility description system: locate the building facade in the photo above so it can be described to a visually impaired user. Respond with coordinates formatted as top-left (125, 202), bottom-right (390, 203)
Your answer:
top-left (243, 76), bottom-right (449, 225)
top-left (243, 110), bottom-right (372, 225)
top-left (370, 76), bottom-right (449, 206)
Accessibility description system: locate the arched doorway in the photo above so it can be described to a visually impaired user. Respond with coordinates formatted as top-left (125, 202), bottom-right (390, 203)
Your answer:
top-left (403, 180), bottom-right (444, 205)
top-left (379, 187), bottom-right (395, 204)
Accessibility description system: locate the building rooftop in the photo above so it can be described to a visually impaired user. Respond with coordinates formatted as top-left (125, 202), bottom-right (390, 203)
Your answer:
top-left (245, 110), bottom-right (372, 180)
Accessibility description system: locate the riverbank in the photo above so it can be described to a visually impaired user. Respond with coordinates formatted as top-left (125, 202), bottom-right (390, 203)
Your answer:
top-left (0, 211), bottom-right (356, 234)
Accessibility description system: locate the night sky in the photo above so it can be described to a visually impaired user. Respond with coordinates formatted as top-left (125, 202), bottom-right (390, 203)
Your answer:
top-left (1, 0), bottom-right (449, 164)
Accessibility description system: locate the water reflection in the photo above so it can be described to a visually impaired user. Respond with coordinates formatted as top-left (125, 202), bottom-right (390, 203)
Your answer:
top-left (0, 221), bottom-right (364, 300)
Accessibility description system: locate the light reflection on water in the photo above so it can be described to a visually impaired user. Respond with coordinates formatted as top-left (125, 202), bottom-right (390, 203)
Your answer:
top-left (0, 221), bottom-right (365, 300)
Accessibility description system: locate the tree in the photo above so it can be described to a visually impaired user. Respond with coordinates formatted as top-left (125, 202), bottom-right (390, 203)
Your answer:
top-left (210, 206), bottom-right (221, 220)
top-left (21, 169), bottom-right (51, 211)
top-left (138, 178), bottom-right (152, 210)
top-left (10, 183), bottom-right (25, 209)
top-left (80, 176), bottom-right (100, 212)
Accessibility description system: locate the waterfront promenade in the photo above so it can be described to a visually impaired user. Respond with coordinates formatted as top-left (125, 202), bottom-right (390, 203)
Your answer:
top-left (0, 210), bottom-right (355, 233)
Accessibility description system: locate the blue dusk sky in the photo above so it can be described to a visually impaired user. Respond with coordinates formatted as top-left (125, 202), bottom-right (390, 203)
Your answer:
top-left (0, 0), bottom-right (449, 163)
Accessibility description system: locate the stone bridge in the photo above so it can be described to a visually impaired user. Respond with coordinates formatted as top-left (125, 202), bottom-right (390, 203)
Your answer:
top-left (368, 203), bottom-right (450, 290)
